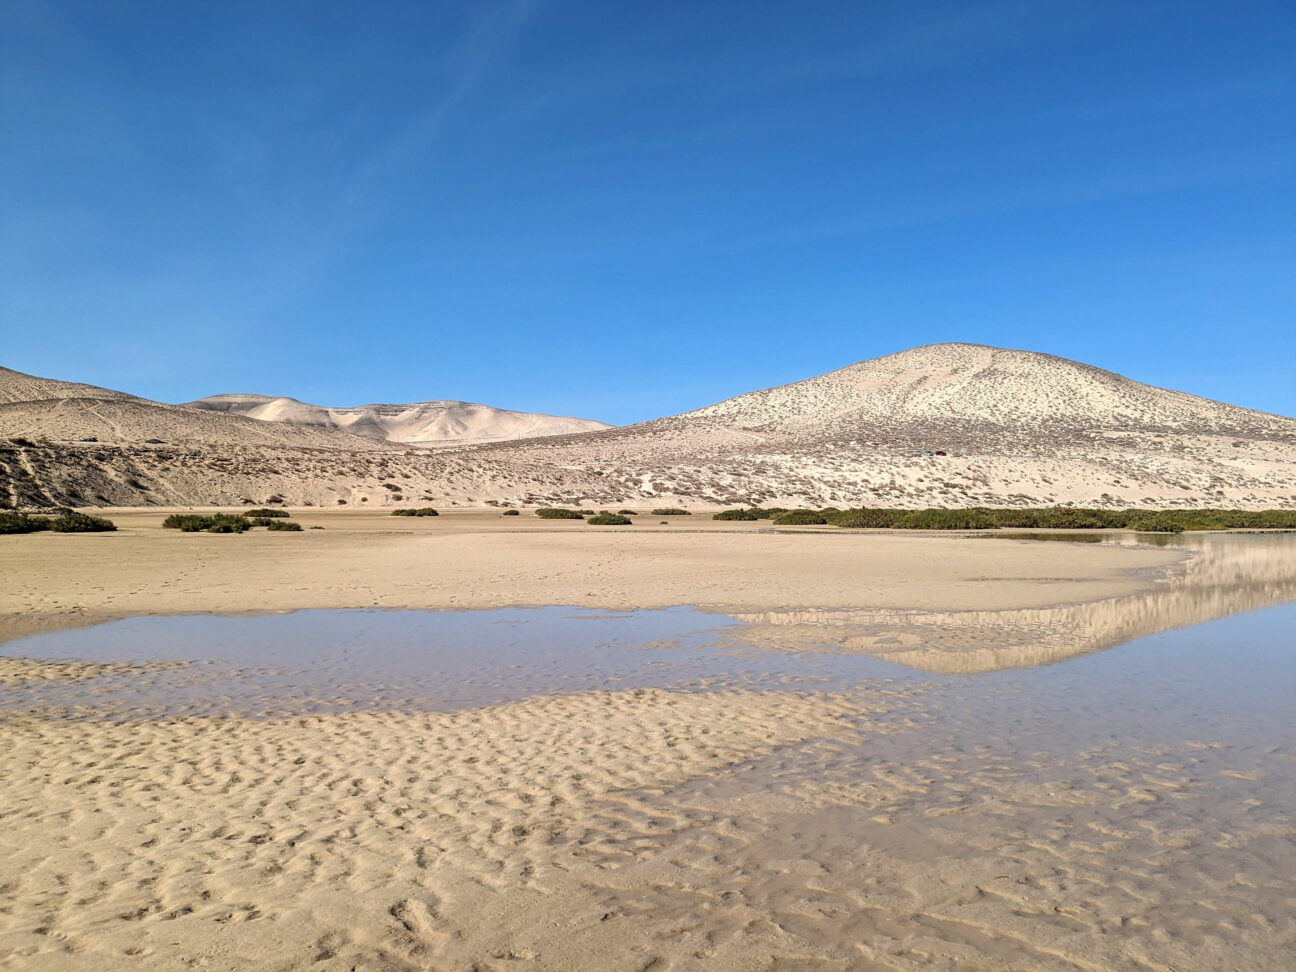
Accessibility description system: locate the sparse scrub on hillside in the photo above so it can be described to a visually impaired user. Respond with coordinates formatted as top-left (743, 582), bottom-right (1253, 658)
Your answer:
top-left (535, 508), bottom-right (584, 519)
top-left (651, 508), bottom-right (691, 516)
top-left (587, 513), bottom-right (632, 525)
top-left (391, 508), bottom-right (439, 517)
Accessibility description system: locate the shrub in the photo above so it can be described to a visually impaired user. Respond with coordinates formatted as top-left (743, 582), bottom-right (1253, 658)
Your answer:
top-left (47, 512), bottom-right (116, 532)
top-left (897, 509), bottom-right (1000, 530)
top-left (587, 513), bottom-right (632, 526)
top-left (713, 509), bottom-right (758, 521)
top-left (244, 508), bottom-right (289, 518)
top-left (391, 508), bottom-right (439, 517)
top-left (618, 509), bottom-right (638, 515)
top-left (771, 509), bottom-right (827, 525)
top-left (651, 508), bottom-right (691, 516)
top-left (205, 517), bottom-right (249, 534)
top-left (816, 506), bottom-right (1295, 531)
top-left (535, 508), bottom-right (584, 519)
top-left (0, 512), bottom-right (48, 534)
top-left (266, 520), bottom-right (303, 531)
top-left (162, 513), bottom-right (251, 533)
top-left (502, 509), bottom-right (521, 516)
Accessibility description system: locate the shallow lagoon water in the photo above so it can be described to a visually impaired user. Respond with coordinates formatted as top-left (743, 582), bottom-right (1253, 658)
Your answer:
top-left (2, 532), bottom-right (1293, 730)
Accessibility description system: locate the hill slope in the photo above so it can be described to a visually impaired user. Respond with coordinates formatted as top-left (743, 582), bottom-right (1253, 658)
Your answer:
top-left (680, 343), bottom-right (1290, 437)
top-left (3, 345), bottom-right (1294, 510)
top-left (0, 366), bottom-right (142, 406)
top-left (183, 394), bottom-right (612, 445)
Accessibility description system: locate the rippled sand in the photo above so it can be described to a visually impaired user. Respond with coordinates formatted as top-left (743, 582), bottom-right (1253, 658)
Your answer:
top-left (2, 670), bottom-right (1292, 970)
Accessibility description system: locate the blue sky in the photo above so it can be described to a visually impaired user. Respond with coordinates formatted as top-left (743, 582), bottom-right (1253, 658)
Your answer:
top-left (2, 1), bottom-right (1293, 424)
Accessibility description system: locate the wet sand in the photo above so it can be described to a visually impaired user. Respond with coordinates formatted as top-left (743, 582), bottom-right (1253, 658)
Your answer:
top-left (0, 508), bottom-right (1184, 645)
top-left (2, 512), bottom-right (1293, 969)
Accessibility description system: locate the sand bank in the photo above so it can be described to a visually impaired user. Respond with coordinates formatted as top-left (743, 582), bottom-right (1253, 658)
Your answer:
top-left (0, 508), bottom-right (1185, 646)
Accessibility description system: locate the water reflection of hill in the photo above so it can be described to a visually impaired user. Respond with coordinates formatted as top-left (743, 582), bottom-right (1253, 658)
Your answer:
top-left (733, 534), bottom-right (1296, 673)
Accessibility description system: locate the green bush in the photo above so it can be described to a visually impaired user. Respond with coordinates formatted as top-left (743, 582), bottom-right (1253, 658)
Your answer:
top-left (1, 511), bottom-right (116, 533)
top-left (819, 506), bottom-right (1296, 531)
top-left (771, 509), bottom-right (828, 525)
top-left (47, 512), bottom-right (116, 532)
top-left (244, 508), bottom-right (289, 518)
top-left (587, 513), bottom-right (632, 526)
top-left (502, 509), bottom-right (521, 516)
top-left (162, 513), bottom-right (251, 533)
top-left (535, 508), bottom-right (584, 519)
top-left (896, 509), bottom-right (1000, 530)
top-left (618, 509), bottom-right (638, 515)
top-left (266, 520), bottom-right (303, 531)
top-left (651, 508), bottom-right (691, 516)
top-left (0, 512), bottom-right (48, 534)
top-left (713, 509), bottom-right (759, 521)
top-left (391, 507), bottom-right (439, 517)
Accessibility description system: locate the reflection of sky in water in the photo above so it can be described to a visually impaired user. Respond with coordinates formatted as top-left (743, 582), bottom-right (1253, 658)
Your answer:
top-left (0, 606), bottom-right (911, 718)
top-left (1, 534), bottom-right (1292, 762)
top-left (0, 599), bottom-right (1291, 753)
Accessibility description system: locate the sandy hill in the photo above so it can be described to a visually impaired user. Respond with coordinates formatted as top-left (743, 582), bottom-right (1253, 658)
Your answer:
top-left (680, 343), bottom-right (1290, 437)
top-left (3, 345), bottom-right (1294, 510)
top-left (183, 394), bottom-right (612, 445)
top-left (473, 343), bottom-right (1296, 508)
top-left (0, 398), bottom-right (398, 451)
top-left (0, 366), bottom-right (142, 406)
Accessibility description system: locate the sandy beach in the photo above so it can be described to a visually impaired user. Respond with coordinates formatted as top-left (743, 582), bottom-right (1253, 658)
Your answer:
top-left (2, 511), bottom-right (1293, 970)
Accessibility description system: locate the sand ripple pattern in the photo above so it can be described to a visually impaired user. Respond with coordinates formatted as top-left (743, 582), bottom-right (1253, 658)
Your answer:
top-left (2, 679), bottom-right (1292, 969)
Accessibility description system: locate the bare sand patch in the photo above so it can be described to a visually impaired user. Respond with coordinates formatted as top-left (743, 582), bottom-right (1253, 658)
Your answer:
top-left (0, 509), bottom-right (1184, 647)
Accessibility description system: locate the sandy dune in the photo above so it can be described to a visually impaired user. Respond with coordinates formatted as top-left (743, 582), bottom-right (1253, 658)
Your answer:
top-left (184, 393), bottom-right (612, 445)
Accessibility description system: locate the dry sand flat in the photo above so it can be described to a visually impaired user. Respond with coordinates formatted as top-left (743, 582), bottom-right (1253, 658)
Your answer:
top-left (0, 509), bottom-right (1185, 646)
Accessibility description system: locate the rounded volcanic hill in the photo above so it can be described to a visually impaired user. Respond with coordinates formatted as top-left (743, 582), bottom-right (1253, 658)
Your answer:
top-left (680, 343), bottom-right (1295, 438)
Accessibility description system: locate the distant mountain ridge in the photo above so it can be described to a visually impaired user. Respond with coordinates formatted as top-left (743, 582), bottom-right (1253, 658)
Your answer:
top-left (2, 345), bottom-right (1293, 510)
top-left (182, 393), bottom-right (612, 445)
